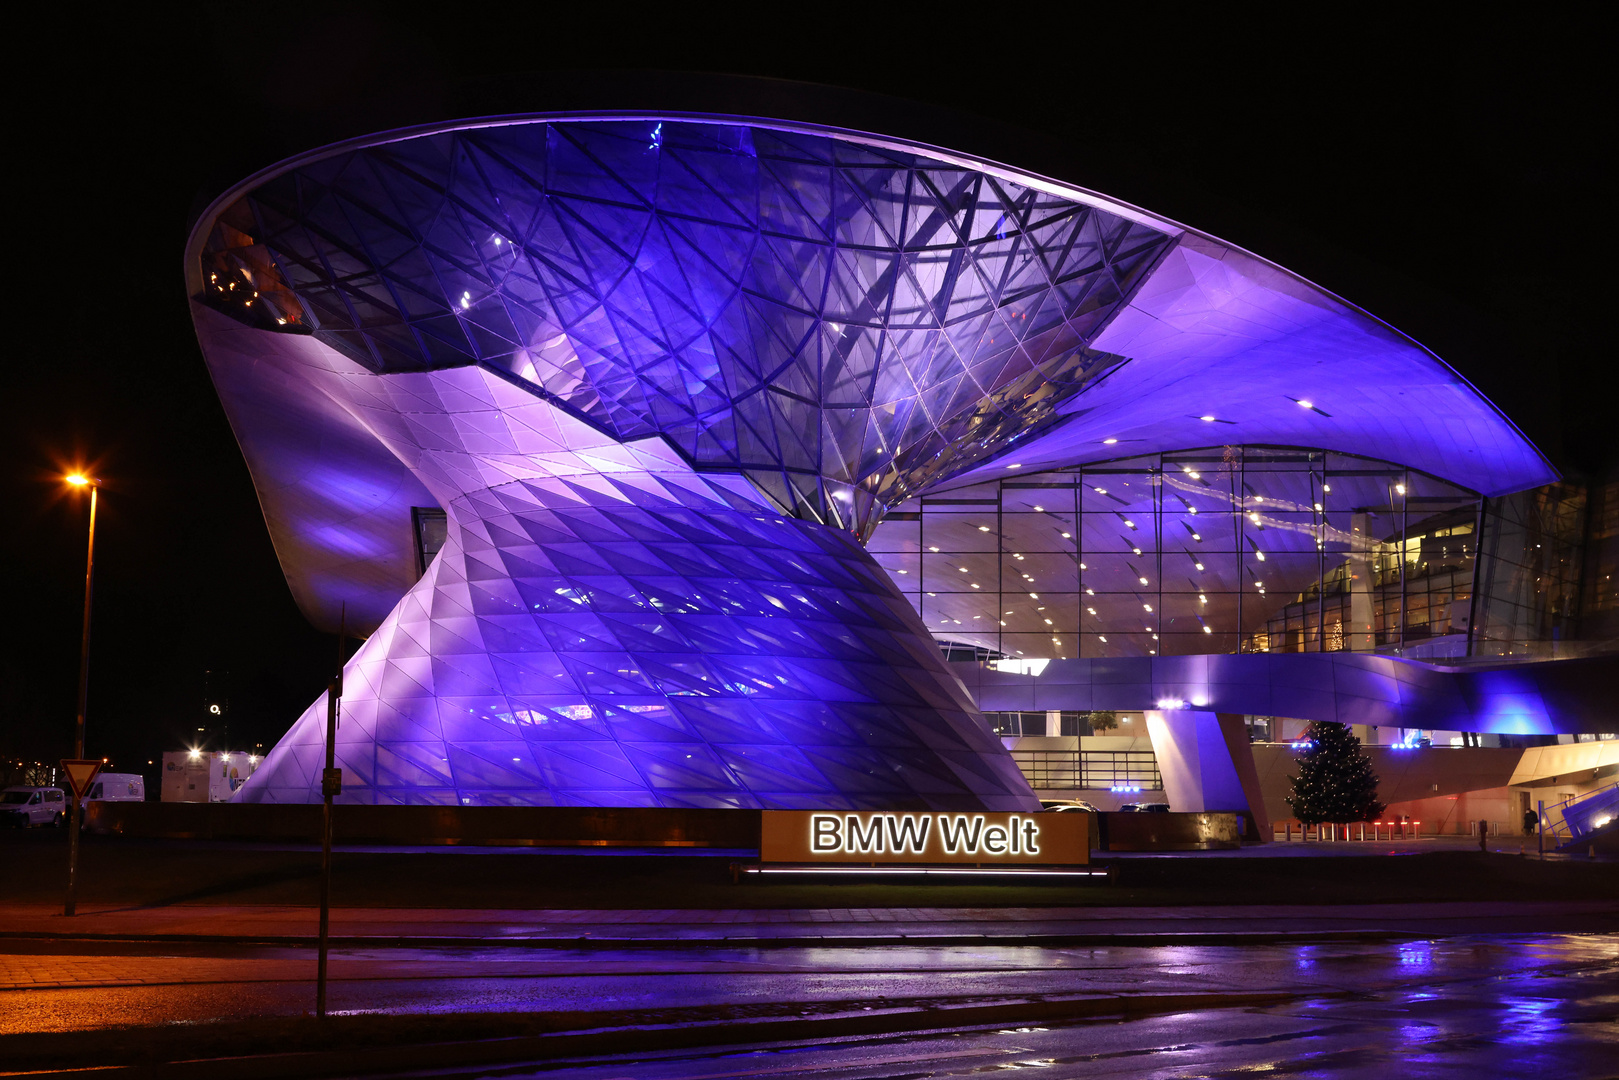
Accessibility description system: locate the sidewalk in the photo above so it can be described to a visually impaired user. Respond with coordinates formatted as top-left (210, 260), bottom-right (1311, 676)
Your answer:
top-left (5, 899), bottom-right (1616, 945)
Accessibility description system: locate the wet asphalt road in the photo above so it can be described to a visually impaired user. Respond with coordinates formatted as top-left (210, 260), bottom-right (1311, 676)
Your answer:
top-left (499, 972), bottom-right (1619, 1080)
top-left (4, 933), bottom-right (1617, 1076)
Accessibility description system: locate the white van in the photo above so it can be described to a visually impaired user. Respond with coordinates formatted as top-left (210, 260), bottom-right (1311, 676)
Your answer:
top-left (82, 773), bottom-right (145, 810)
top-left (0, 787), bottom-right (68, 828)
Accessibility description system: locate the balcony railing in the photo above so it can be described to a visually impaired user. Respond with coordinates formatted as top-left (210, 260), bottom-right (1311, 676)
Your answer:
top-left (1010, 750), bottom-right (1162, 791)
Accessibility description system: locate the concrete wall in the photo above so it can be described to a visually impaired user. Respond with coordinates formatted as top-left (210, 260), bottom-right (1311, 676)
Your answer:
top-left (1251, 745), bottom-right (1521, 830)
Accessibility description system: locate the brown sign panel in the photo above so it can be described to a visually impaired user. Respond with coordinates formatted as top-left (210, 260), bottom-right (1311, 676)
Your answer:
top-left (762, 810), bottom-right (1088, 866)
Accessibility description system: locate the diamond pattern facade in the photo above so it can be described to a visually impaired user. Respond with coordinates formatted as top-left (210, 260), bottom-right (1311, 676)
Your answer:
top-left (231, 350), bottom-right (1035, 808)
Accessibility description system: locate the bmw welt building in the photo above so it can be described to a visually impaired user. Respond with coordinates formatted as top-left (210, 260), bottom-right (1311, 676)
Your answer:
top-left (187, 103), bottom-right (1617, 831)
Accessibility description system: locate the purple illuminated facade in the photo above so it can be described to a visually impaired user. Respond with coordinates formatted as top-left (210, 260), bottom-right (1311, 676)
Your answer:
top-left (187, 113), bottom-right (1561, 808)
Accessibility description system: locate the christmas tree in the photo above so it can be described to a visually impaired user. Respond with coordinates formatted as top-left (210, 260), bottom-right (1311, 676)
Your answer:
top-left (1286, 721), bottom-right (1385, 825)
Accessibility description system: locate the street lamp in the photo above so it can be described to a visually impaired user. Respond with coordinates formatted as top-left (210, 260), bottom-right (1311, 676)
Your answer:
top-left (63, 473), bottom-right (99, 917)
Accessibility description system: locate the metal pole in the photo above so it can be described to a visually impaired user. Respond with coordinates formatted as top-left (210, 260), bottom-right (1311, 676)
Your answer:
top-left (316, 606), bottom-right (344, 1017)
top-left (65, 484), bottom-right (97, 918)
top-left (1537, 799), bottom-right (1543, 856)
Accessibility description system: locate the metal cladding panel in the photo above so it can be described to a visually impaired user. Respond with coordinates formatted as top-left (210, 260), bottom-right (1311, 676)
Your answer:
top-left (959, 654), bottom-right (1619, 735)
top-left (941, 237), bottom-right (1555, 497)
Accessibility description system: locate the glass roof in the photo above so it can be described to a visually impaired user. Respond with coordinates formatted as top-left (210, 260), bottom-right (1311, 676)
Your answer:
top-left (199, 119), bottom-right (1171, 533)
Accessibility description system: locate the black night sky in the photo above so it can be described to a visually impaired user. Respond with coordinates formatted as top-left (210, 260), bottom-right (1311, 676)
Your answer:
top-left (4, 9), bottom-right (1609, 777)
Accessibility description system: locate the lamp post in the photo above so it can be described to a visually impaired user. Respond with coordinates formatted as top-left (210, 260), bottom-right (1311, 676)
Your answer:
top-left (63, 473), bottom-right (99, 917)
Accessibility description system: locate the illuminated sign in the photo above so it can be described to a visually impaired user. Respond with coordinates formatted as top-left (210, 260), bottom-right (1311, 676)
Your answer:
top-left (761, 811), bottom-right (1087, 865)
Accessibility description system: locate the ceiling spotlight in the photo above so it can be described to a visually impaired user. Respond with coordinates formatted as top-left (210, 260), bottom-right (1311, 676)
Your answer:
top-left (1200, 415), bottom-right (1215, 422)
top-left (1103, 438), bottom-right (1118, 445)
top-left (1006, 463), bottom-right (1022, 469)
top-left (1395, 484), bottom-right (1407, 495)
top-left (1203, 625), bottom-right (1213, 633)
top-left (1195, 562), bottom-right (1204, 571)
top-left (1199, 594), bottom-right (1207, 603)
top-left (1143, 604), bottom-right (1152, 612)
top-left (1139, 576), bottom-right (1149, 585)
top-left (1061, 532), bottom-right (1072, 539)
top-left (929, 546), bottom-right (940, 552)
top-left (1298, 399), bottom-right (1314, 409)
top-left (1193, 534), bottom-right (1202, 541)
top-left (977, 525), bottom-right (990, 532)
top-left (958, 567), bottom-right (969, 572)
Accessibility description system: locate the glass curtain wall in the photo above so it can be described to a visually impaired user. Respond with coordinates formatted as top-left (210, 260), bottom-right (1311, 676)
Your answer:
top-left (1471, 482), bottom-right (1588, 656)
top-left (868, 447), bottom-right (1480, 659)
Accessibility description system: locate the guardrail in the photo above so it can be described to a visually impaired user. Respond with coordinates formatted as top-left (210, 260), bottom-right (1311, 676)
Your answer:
top-left (1011, 750), bottom-right (1162, 791)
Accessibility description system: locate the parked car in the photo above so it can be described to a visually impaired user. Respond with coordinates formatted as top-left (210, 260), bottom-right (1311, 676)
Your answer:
top-left (0, 787), bottom-right (68, 828)
top-left (1052, 801), bottom-right (1100, 812)
top-left (1118, 802), bottom-right (1171, 813)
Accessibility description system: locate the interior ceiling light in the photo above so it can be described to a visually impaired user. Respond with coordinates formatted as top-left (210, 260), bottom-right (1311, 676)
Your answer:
top-left (1139, 576), bottom-right (1149, 585)
top-left (1006, 463), bottom-right (1022, 469)
top-left (1061, 532), bottom-right (1072, 538)
top-left (1297, 399), bottom-right (1314, 409)
top-left (1033, 505), bottom-right (1044, 512)
top-left (928, 546), bottom-right (940, 552)
top-left (1200, 415), bottom-right (1215, 422)
top-left (1204, 625), bottom-right (1213, 633)
top-left (1195, 562), bottom-right (1204, 570)
top-left (1395, 484), bottom-right (1407, 495)
top-left (1103, 438), bottom-right (1118, 445)
top-left (977, 525), bottom-right (990, 532)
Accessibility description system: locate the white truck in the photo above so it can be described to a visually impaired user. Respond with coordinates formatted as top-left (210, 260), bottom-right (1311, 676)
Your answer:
top-left (81, 772), bottom-right (145, 809)
top-left (160, 752), bottom-right (258, 802)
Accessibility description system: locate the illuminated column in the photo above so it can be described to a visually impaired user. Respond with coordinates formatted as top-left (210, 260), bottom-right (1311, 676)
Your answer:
top-left (1144, 709), bottom-right (1267, 835)
top-left (1347, 511), bottom-right (1376, 650)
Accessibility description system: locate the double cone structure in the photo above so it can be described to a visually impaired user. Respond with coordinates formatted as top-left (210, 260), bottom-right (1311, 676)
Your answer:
top-left (188, 113), bottom-right (1550, 808)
